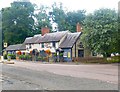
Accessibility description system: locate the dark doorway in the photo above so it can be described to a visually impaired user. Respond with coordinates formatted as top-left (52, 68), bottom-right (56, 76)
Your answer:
top-left (78, 50), bottom-right (84, 57)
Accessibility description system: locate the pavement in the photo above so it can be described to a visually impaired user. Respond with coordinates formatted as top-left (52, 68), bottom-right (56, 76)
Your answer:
top-left (0, 60), bottom-right (119, 90)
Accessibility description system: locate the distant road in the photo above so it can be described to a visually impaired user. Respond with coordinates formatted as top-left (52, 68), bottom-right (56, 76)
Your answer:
top-left (1, 61), bottom-right (118, 90)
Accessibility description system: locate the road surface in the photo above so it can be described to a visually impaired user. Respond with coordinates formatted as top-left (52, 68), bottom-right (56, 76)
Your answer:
top-left (0, 61), bottom-right (118, 90)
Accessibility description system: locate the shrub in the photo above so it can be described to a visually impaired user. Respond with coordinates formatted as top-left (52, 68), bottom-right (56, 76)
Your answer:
top-left (36, 56), bottom-right (42, 61)
top-left (72, 57), bottom-right (107, 63)
top-left (19, 55), bottom-right (24, 60)
top-left (54, 53), bottom-right (57, 56)
top-left (19, 55), bottom-right (32, 60)
top-left (4, 54), bottom-right (7, 59)
top-left (107, 56), bottom-right (120, 63)
top-left (7, 54), bottom-right (16, 59)
top-left (59, 53), bottom-right (63, 57)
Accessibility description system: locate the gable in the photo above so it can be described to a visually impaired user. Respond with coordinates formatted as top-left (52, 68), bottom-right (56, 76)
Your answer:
top-left (59, 32), bottom-right (82, 48)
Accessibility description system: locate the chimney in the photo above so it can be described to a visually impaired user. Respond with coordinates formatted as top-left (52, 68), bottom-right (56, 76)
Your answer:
top-left (76, 22), bottom-right (82, 32)
top-left (41, 27), bottom-right (50, 36)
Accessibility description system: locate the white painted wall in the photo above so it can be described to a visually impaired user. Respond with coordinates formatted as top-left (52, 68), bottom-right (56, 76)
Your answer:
top-left (25, 41), bottom-right (61, 53)
top-left (33, 44), bottom-right (41, 50)
top-left (43, 42), bottom-right (56, 53)
top-left (56, 42), bottom-right (59, 49)
top-left (26, 44), bottom-right (33, 52)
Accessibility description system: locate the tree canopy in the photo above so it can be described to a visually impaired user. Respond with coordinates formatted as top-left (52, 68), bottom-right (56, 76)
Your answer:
top-left (2, 1), bottom-right (35, 45)
top-left (35, 5), bottom-right (52, 33)
top-left (50, 2), bottom-right (86, 32)
top-left (82, 8), bottom-right (118, 57)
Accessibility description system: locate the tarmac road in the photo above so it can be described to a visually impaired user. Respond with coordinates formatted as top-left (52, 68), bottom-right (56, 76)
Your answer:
top-left (0, 61), bottom-right (118, 90)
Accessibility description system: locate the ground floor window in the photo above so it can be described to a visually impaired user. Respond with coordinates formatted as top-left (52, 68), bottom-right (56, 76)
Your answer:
top-left (63, 52), bottom-right (67, 57)
top-left (78, 50), bottom-right (84, 57)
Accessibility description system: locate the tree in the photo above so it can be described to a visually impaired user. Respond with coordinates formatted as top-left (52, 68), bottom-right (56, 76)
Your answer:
top-left (66, 10), bottom-right (86, 32)
top-left (117, 2), bottom-right (120, 54)
top-left (2, 1), bottom-right (36, 45)
top-left (51, 2), bottom-right (67, 31)
top-left (35, 5), bottom-right (52, 33)
top-left (50, 2), bottom-right (86, 32)
top-left (82, 8), bottom-right (118, 57)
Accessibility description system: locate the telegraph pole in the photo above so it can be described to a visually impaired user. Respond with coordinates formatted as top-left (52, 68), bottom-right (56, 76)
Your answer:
top-left (0, 26), bottom-right (2, 56)
top-left (0, 10), bottom-right (3, 61)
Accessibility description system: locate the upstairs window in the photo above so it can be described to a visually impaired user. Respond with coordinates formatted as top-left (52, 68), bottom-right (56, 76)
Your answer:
top-left (79, 42), bottom-right (83, 48)
top-left (52, 42), bottom-right (56, 48)
top-left (41, 43), bottom-right (44, 48)
top-left (29, 44), bottom-right (31, 49)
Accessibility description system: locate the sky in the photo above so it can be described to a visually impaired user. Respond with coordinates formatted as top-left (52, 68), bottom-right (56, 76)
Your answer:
top-left (0, 0), bottom-right (119, 13)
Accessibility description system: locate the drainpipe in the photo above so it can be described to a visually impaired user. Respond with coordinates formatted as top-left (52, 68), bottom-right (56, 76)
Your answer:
top-left (75, 42), bottom-right (76, 57)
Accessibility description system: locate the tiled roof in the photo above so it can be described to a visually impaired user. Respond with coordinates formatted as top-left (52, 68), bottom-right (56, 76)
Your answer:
top-left (6, 44), bottom-right (26, 51)
top-left (24, 37), bottom-right (33, 44)
top-left (24, 31), bottom-right (69, 44)
top-left (23, 31), bottom-right (81, 47)
top-left (20, 43), bottom-right (26, 50)
top-left (36, 31), bottom-right (69, 43)
top-left (59, 32), bottom-right (82, 48)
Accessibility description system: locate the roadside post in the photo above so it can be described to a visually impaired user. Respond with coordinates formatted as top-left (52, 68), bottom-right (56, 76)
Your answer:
top-left (0, 20), bottom-right (3, 61)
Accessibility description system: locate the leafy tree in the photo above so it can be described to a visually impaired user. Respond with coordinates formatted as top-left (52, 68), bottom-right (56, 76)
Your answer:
top-left (117, 3), bottom-right (120, 54)
top-left (82, 8), bottom-right (118, 57)
top-left (2, 1), bottom-right (36, 45)
top-left (50, 2), bottom-right (86, 32)
top-left (51, 2), bottom-right (67, 31)
top-left (35, 5), bottom-right (52, 33)
top-left (66, 10), bottom-right (86, 32)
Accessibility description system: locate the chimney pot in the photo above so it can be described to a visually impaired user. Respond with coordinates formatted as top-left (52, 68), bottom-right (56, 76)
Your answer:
top-left (76, 22), bottom-right (82, 32)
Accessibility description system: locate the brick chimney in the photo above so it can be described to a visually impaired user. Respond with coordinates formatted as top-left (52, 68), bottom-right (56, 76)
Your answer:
top-left (41, 27), bottom-right (50, 36)
top-left (76, 22), bottom-right (82, 32)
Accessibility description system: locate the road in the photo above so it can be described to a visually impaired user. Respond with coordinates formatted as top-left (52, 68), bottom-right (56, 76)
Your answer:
top-left (0, 61), bottom-right (118, 90)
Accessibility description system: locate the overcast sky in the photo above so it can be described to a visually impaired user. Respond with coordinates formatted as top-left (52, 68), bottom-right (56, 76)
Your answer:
top-left (0, 0), bottom-right (119, 13)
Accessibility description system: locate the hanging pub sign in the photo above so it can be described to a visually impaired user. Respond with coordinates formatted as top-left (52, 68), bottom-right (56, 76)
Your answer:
top-left (4, 42), bottom-right (7, 48)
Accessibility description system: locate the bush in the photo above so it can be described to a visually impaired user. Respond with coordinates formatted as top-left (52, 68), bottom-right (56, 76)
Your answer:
top-left (19, 55), bottom-right (24, 60)
top-left (7, 54), bottom-right (16, 59)
top-left (19, 55), bottom-right (32, 60)
top-left (36, 56), bottom-right (42, 61)
top-left (25, 55), bottom-right (32, 60)
top-left (72, 57), bottom-right (107, 63)
top-left (107, 56), bottom-right (120, 63)
top-left (72, 56), bottom-right (120, 64)
top-left (53, 53), bottom-right (57, 57)
top-left (4, 54), bottom-right (7, 59)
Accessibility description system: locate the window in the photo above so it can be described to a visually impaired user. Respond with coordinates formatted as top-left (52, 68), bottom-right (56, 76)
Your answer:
top-left (79, 42), bottom-right (83, 48)
top-left (63, 52), bottom-right (67, 57)
top-left (41, 43), bottom-right (44, 48)
top-left (29, 44), bottom-right (31, 49)
top-left (52, 42), bottom-right (56, 47)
